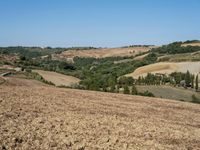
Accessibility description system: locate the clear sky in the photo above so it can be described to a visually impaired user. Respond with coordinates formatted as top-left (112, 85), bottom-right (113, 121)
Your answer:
top-left (0, 0), bottom-right (200, 47)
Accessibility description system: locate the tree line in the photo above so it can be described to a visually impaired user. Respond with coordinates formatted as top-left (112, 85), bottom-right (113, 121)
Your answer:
top-left (136, 71), bottom-right (199, 91)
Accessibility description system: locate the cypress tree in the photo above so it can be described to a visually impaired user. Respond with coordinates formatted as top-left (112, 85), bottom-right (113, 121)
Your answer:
top-left (185, 70), bottom-right (191, 87)
top-left (195, 74), bottom-right (199, 91)
top-left (131, 85), bottom-right (138, 95)
top-left (191, 75), bottom-right (194, 88)
top-left (123, 86), bottom-right (130, 94)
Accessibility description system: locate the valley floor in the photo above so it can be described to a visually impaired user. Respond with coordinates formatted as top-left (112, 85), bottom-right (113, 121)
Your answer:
top-left (0, 77), bottom-right (200, 149)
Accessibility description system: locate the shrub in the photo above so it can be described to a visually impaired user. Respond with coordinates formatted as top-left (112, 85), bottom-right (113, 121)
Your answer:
top-left (123, 86), bottom-right (130, 94)
top-left (138, 91), bottom-right (155, 97)
top-left (191, 95), bottom-right (200, 104)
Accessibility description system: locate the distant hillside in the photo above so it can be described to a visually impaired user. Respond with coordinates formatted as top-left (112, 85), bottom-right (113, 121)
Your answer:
top-left (151, 41), bottom-right (200, 54)
top-left (53, 46), bottom-right (155, 60)
top-left (182, 42), bottom-right (200, 47)
top-left (126, 62), bottom-right (200, 79)
top-left (0, 46), bottom-right (97, 59)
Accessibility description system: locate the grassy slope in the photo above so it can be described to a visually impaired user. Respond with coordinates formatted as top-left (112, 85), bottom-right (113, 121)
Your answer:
top-left (136, 85), bottom-right (200, 102)
top-left (126, 62), bottom-right (200, 79)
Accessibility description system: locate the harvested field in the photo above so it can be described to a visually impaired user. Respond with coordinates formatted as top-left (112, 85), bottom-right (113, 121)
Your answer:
top-left (126, 62), bottom-right (200, 79)
top-left (33, 70), bottom-right (80, 87)
top-left (0, 77), bottom-right (200, 149)
top-left (53, 46), bottom-right (154, 60)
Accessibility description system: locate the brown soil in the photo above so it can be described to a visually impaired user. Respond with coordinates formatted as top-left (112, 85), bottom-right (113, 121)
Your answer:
top-left (0, 77), bottom-right (200, 149)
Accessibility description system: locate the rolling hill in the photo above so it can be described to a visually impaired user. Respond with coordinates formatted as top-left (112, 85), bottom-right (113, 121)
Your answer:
top-left (182, 42), bottom-right (200, 47)
top-left (52, 46), bottom-right (154, 61)
top-left (126, 62), bottom-right (200, 79)
top-left (0, 77), bottom-right (200, 149)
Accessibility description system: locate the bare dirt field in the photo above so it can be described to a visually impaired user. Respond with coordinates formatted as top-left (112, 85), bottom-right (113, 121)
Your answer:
top-left (33, 70), bottom-right (80, 87)
top-left (53, 47), bottom-right (153, 61)
top-left (0, 77), bottom-right (200, 149)
top-left (126, 62), bottom-right (200, 79)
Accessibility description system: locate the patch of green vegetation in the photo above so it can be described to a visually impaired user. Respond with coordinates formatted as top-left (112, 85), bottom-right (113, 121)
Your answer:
top-left (152, 42), bottom-right (200, 54)
top-left (138, 90), bottom-right (155, 97)
top-left (0, 46), bottom-right (97, 59)
top-left (183, 40), bottom-right (200, 44)
top-left (2, 41), bottom-right (199, 101)
top-left (136, 85), bottom-right (200, 102)
top-left (158, 52), bottom-right (200, 62)
top-left (191, 95), bottom-right (200, 104)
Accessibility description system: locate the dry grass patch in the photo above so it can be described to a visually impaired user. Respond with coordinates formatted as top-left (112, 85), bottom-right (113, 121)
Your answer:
top-left (182, 42), bottom-right (200, 47)
top-left (126, 62), bottom-right (200, 79)
top-left (53, 46), bottom-right (154, 61)
top-left (33, 70), bottom-right (80, 87)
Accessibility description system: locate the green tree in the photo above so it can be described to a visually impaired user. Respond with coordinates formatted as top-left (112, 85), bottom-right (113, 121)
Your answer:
top-left (20, 55), bottom-right (26, 61)
top-left (137, 76), bottom-right (142, 85)
top-left (118, 77), bottom-right (134, 87)
top-left (123, 86), bottom-right (130, 94)
top-left (191, 75), bottom-right (194, 88)
top-left (131, 85), bottom-right (138, 95)
top-left (110, 85), bottom-right (115, 93)
top-left (185, 70), bottom-right (191, 87)
top-left (195, 74), bottom-right (199, 91)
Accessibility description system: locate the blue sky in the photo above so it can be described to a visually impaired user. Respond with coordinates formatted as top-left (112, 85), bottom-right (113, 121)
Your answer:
top-left (0, 0), bottom-right (200, 47)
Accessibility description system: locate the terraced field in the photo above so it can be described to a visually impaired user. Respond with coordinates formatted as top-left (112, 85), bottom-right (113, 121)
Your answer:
top-left (0, 77), bottom-right (200, 149)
